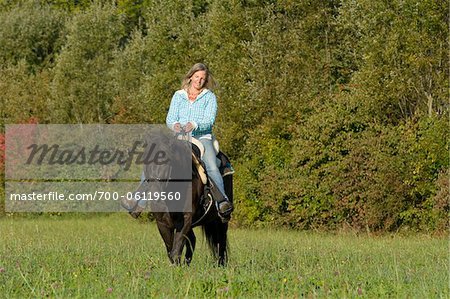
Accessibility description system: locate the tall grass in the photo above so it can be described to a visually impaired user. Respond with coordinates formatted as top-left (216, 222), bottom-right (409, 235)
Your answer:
top-left (0, 215), bottom-right (448, 298)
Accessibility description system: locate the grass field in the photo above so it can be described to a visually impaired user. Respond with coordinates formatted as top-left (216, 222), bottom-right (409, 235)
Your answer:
top-left (0, 214), bottom-right (448, 298)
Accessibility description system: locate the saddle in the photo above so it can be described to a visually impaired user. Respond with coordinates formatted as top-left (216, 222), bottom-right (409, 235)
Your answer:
top-left (190, 137), bottom-right (234, 182)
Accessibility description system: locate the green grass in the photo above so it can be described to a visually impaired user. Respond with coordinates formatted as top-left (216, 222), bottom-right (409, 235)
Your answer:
top-left (0, 215), bottom-right (448, 298)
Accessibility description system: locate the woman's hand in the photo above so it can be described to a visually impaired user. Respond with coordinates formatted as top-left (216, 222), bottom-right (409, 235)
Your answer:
top-left (173, 123), bottom-right (181, 133)
top-left (184, 122), bottom-right (194, 133)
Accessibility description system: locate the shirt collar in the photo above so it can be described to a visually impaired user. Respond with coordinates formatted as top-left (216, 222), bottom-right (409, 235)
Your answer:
top-left (181, 88), bottom-right (210, 100)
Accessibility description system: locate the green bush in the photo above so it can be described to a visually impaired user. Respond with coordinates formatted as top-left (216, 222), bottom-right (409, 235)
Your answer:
top-left (50, 2), bottom-right (124, 123)
top-left (0, 2), bottom-right (66, 70)
top-left (1, 62), bottom-right (52, 123)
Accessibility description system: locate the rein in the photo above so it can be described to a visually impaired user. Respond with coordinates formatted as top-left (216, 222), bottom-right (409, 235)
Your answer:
top-left (143, 165), bottom-right (173, 185)
top-left (191, 194), bottom-right (213, 226)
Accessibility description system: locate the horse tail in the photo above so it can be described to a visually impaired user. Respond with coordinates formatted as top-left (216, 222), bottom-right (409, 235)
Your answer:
top-left (202, 221), bottom-right (229, 265)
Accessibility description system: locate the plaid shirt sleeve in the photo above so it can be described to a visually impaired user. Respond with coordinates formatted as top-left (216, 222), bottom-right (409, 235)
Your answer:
top-left (166, 92), bottom-right (181, 129)
top-left (195, 92), bottom-right (217, 134)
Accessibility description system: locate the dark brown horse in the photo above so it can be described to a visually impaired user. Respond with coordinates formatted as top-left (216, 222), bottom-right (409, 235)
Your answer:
top-left (135, 132), bottom-right (231, 266)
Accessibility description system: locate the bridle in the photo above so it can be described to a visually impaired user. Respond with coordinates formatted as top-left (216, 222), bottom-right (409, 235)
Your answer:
top-left (142, 165), bottom-right (173, 188)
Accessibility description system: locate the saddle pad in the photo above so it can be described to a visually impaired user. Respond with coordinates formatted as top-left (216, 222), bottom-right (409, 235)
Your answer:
top-left (191, 137), bottom-right (220, 158)
top-left (192, 153), bottom-right (207, 185)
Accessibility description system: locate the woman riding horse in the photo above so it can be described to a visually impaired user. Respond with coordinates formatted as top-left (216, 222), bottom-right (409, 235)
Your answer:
top-left (121, 63), bottom-right (234, 265)
top-left (166, 63), bottom-right (233, 218)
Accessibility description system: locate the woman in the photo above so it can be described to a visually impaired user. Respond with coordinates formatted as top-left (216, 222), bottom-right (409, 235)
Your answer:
top-left (166, 63), bottom-right (233, 218)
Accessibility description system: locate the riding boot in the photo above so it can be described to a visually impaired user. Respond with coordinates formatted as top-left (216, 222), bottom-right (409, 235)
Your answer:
top-left (207, 178), bottom-right (233, 219)
top-left (129, 205), bottom-right (144, 219)
top-left (120, 193), bottom-right (144, 219)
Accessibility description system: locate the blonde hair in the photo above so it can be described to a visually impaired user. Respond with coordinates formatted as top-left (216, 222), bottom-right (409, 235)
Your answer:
top-left (181, 63), bottom-right (217, 91)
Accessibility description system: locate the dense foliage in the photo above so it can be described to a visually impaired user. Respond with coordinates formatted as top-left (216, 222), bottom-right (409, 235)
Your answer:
top-left (0, 0), bottom-right (448, 231)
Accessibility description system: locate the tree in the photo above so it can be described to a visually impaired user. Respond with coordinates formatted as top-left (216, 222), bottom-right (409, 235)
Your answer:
top-left (51, 3), bottom-right (124, 123)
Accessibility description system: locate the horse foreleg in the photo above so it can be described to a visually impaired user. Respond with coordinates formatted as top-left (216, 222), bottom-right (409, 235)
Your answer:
top-left (184, 229), bottom-right (196, 265)
top-left (156, 222), bottom-right (175, 264)
top-left (170, 215), bottom-right (192, 265)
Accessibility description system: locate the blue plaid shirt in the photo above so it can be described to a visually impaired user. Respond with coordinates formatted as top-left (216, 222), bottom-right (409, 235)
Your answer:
top-left (166, 89), bottom-right (217, 137)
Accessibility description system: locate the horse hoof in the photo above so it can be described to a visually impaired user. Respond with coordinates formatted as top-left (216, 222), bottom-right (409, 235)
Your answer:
top-left (184, 258), bottom-right (192, 266)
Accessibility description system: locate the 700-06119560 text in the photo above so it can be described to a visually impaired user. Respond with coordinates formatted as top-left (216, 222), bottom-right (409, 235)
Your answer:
top-left (8, 191), bottom-right (182, 201)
